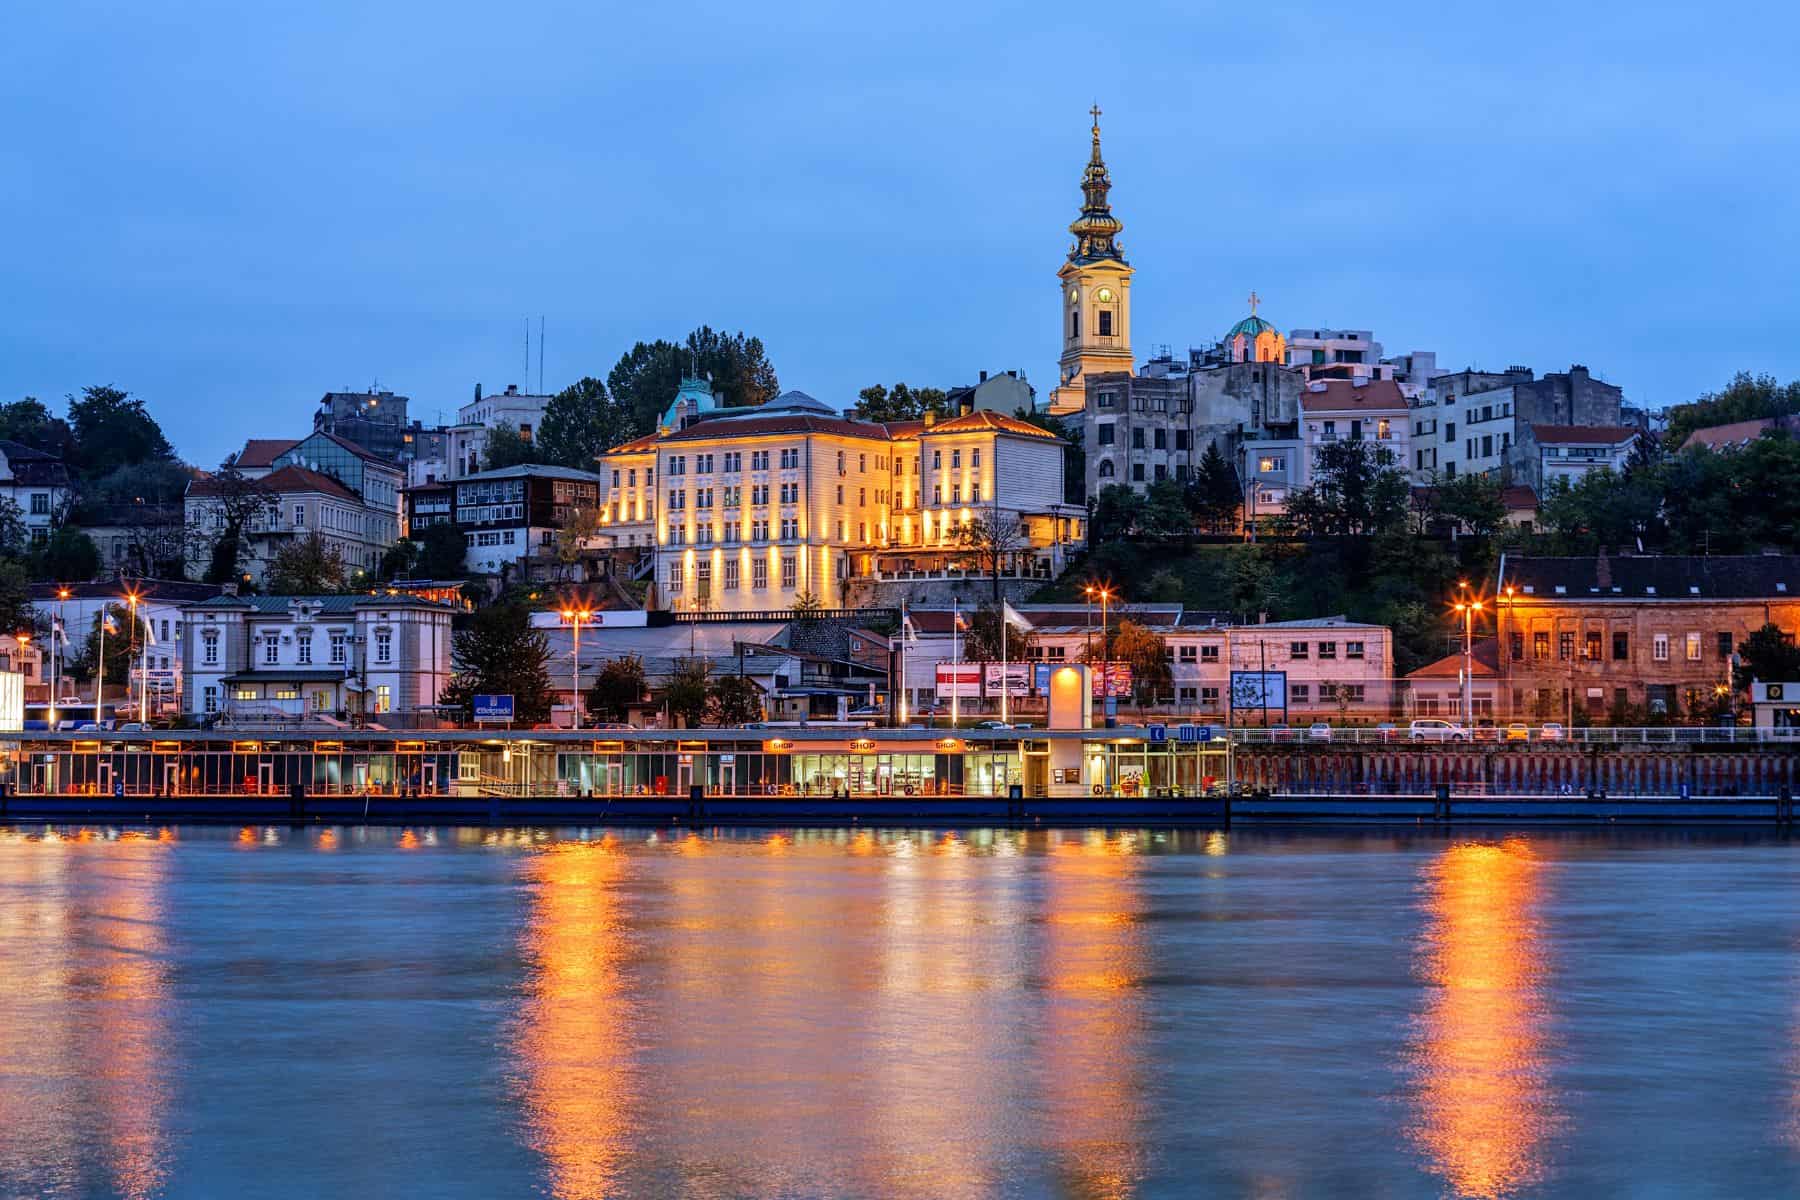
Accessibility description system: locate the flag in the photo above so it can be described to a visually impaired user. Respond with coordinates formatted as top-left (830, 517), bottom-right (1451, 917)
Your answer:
top-left (899, 603), bottom-right (919, 644)
top-left (102, 613), bottom-right (120, 635)
top-left (952, 603), bottom-right (968, 632)
top-left (140, 612), bottom-right (157, 645)
top-left (51, 615), bottom-right (66, 646)
top-left (1000, 600), bottom-right (1030, 633)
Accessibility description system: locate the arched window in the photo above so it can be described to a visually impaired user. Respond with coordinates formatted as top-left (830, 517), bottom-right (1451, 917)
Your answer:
top-left (1071, 309), bottom-right (1081, 338)
top-left (1097, 459), bottom-right (1115, 478)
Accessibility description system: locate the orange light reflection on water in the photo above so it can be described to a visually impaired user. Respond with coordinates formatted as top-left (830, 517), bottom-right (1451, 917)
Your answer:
top-left (512, 838), bottom-right (635, 1200)
top-left (1406, 839), bottom-right (1560, 1199)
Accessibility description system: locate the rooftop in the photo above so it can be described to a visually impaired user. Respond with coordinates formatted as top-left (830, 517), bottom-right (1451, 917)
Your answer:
top-left (1407, 638), bottom-right (1500, 680)
top-left (235, 438), bottom-right (300, 469)
top-left (1531, 424), bottom-right (1639, 445)
top-left (1300, 379), bottom-right (1408, 413)
top-left (922, 410), bottom-right (1059, 440)
top-left (191, 592), bottom-right (458, 613)
top-left (1501, 553), bottom-right (1800, 600)
top-left (453, 463), bottom-right (603, 484)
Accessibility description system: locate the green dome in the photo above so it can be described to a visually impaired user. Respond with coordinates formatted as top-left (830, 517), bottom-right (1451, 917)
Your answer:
top-left (1227, 314), bottom-right (1277, 340)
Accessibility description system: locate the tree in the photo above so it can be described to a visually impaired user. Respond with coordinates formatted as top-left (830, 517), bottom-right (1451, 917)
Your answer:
top-left (1192, 442), bottom-right (1240, 533)
top-left (955, 504), bottom-right (1026, 602)
top-left (1110, 619), bottom-right (1172, 707)
top-left (1227, 547), bottom-right (1285, 622)
top-left (853, 383), bottom-right (948, 422)
top-left (39, 527), bottom-right (100, 583)
top-left (65, 385), bottom-right (175, 479)
top-left (707, 673), bottom-right (763, 725)
top-left (1736, 623), bottom-right (1800, 691)
top-left (440, 602), bottom-right (556, 724)
top-left (588, 654), bottom-right (647, 722)
top-left (0, 558), bottom-right (31, 633)
top-left (0, 497), bottom-right (26, 557)
top-left (959, 604), bottom-right (1035, 665)
top-left (0, 397), bottom-right (74, 457)
top-left (191, 465), bottom-right (273, 585)
top-left (267, 532), bottom-right (347, 594)
top-left (1140, 479), bottom-right (1193, 542)
top-left (552, 506), bottom-right (602, 579)
top-left (482, 421), bottom-right (542, 470)
top-left (1665, 371), bottom-right (1800, 449)
top-left (663, 657), bottom-right (711, 727)
top-left (538, 376), bottom-right (634, 469)
top-left (608, 327), bottom-right (780, 437)
top-left (71, 603), bottom-right (136, 687)
top-left (420, 522), bottom-right (471, 578)
top-left (1431, 473), bottom-right (1507, 539)
top-left (1281, 440), bottom-right (1410, 539)
top-left (1088, 483), bottom-right (1145, 543)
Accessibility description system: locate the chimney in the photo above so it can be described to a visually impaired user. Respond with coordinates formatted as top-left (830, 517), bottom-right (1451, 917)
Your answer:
top-left (1595, 546), bottom-right (1612, 589)
top-left (923, 410), bottom-right (937, 428)
top-left (979, 370), bottom-right (988, 383)
top-left (474, 383), bottom-right (483, 402)
top-left (221, 582), bottom-right (239, 596)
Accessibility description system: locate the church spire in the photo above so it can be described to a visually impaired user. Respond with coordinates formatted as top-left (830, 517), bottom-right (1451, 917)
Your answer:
top-left (1069, 105), bottom-right (1124, 265)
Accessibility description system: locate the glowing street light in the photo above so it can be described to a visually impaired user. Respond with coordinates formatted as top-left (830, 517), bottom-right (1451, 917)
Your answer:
top-left (1450, 592), bottom-right (1486, 723)
top-left (560, 607), bottom-right (597, 730)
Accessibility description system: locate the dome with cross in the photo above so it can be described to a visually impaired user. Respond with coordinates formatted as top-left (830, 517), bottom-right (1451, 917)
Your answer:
top-left (1225, 293), bottom-right (1286, 364)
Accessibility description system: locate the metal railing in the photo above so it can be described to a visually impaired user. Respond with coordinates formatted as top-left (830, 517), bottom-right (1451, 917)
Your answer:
top-left (1221, 725), bottom-right (1799, 747)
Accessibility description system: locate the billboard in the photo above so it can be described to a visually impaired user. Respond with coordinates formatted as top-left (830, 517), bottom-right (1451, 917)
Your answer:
top-left (1229, 670), bottom-right (1286, 711)
top-left (934, 664), bottom-right (982, 699)
top-left (983, 663), bottom-right (1032, 697)
top-left (472, 694), bottom-right (516, 721)
top-left (1092, 661), bottom-right (1132, 698)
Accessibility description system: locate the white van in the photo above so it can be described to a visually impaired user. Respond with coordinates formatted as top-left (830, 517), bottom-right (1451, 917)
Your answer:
top-left (1409, 719), bottom-right (1469, 743)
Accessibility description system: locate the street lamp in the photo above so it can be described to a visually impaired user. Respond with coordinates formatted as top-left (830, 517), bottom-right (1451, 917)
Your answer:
top-left (50, 586), bottom-right (70, 729)
top-left (560, 608), bottom-right (596, 730)
top-left (1084, 583), bottom-right (1115, 700)
top-left (124, 589), bottom-right (148, 724)
top-left (1451, 591), bottom-right (1485, 724)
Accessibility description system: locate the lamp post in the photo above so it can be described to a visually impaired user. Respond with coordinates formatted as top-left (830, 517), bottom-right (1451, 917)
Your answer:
top-left (125, 590), bottom-right (148, 724)
top-left (1451, 583), bottom-right (1484, 725)
top-left (50, 586), bottom-right (69, 729)
top-left (561, 608), bottom-right (595, 730)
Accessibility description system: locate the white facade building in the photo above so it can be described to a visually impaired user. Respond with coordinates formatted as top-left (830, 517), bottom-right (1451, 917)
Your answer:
top-left (182, 593), bottom-right (455, 722)
top-left (0, 440), bottom-right (72, 546)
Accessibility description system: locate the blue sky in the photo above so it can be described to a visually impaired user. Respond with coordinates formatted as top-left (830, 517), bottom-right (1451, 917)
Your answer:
top-left (4, 1), bottom-right (1797, 467)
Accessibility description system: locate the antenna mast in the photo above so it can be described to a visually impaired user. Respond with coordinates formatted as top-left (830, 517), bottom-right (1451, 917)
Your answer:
top-left (539, 315), bottom-right (545, 394)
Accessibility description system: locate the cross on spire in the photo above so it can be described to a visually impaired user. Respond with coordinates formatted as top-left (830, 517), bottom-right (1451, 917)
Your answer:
top-left (1089, 103), bottom-right (1102, 126)
top-left (1247, 290), bottom-right (1261, 315)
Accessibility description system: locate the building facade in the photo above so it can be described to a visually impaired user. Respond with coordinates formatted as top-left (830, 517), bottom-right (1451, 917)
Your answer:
top-left (1516, 424), bottom-right (1639, 493)
top-left (434, 464), bottom-right (603, 576)
top-left (1496, 553), bottom-right (1800, 721)
top-left (182, 593), bottom-right (455, 722)
top-left (0, 440), bottom-right (72, 546)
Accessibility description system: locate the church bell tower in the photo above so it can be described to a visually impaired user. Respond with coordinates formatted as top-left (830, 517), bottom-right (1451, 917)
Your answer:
top-left (1048, 106), bottom-right (1134, 415)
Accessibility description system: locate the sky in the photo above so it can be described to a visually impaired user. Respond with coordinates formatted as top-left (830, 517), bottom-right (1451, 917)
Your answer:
top-left (4, 0), bottom-right (1799, 468)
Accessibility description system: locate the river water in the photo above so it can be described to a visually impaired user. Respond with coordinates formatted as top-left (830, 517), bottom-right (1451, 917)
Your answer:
top-left (1, 825), bottom-right (1797, 1199)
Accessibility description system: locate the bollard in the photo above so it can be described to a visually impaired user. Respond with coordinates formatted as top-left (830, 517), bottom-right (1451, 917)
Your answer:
top-left (1434, 783), bottom-right (1450, 823)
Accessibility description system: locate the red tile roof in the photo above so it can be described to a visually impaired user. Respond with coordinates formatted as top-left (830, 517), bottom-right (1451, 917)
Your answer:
top-left (235, 438), bottom-right (299, 468)
top-left (1500, 485), bottom-right (1539, 510)
top-left (189, 464), bottom-right (360, 503)
top-left (1299, 379), bottom-right (1408, 413)
top-left (606, 433), bottom-right (660, 454)
top-left (1530, 424), bottom-right (1639, 445)
top-left (659, 414), bottom-right (895, 443)
top-left (1406, 637), bottom-right (1500, 679)
top-left (1681, 415), bottom-right (1798, 450)
top-left (922, 410), bottom-right (1059, 439)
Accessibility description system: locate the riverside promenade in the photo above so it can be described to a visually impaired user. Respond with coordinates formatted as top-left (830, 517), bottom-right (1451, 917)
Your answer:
top-left (2, 726), bottom-right (1794, 827)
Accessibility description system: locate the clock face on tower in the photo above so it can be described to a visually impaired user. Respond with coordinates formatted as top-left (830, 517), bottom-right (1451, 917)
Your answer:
top-left (1068, 288), bottom-right (1079, 303)
top-left (1096, 287), bottom-right (1114, 302)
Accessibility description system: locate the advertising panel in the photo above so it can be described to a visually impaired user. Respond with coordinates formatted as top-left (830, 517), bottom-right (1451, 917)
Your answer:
top-left (934, 664), bottom-right (983, 699)
top-left (1228, 670), bottom-right (1287, 712)
top-left (982, 663), bottom-right (1032, 697)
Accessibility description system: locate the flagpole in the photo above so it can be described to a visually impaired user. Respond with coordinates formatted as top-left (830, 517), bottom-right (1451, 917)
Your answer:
top-left (951, 604), bottom-right (961, 727)
top-left (95, 611), bottom-right (105, 726)
top-left (1001, 610), bottom-right (1009, 725)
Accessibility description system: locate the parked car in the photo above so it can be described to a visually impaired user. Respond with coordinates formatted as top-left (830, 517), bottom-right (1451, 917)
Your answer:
top-left (1270, 725), bottom-right (1299, 742)
top-left (1505, 723), bottom-right (1532, 741)
top-left (1373, 723), bottom-right (1401, 741)
top-left (1307, 722), bottom-right (1333, 742)
top-left (1539, 722), bottom-right (1567, 741)
top-left (1409, 719), bottom-right (1469, 743)
top-left (972, 720), bottom-right (1013, 730)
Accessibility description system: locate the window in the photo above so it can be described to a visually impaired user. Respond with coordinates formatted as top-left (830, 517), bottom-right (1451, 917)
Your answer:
top-left (1510, 632), bottom-right (1524, 661)
top-left (933, 450), bottom-right (942, 469)
top-left (695, 560), bottom-right (712, 596)
top-left (1612, 632), bottom-right (1629, 661)
top-left (30, 493), bottom-right (49, 515)
top-left (1289, 641), bottom-right (1309, 659)
top-left (666, 561), bottom-right (684, 594)
top-left (330, 632), bottom-right (347, 665)
top-left (375, 630), bottom-right (392, 664)
top-left (1533, 631), bottom-right (1549, 660)
top-left (1201, 686), bottom-right (1220, 707)
top-left (264, 636), bottom-right (279, 665)
top-left (1153, 428), bottom-right (1167, 450)
top-left (724, 560), bottom-right (739, 590)
top-left (1317, 641), bottom-right (1337, 660)
top-left (781, 556), bottom-right (796, 589)
top-left (1097, 423), bottom-right (1115, 446)
top-left (1560, 631), bottom-right (1575, 661)
top-left (293, 503), bottom-right (305, 527)
top-left (1097, 391), bottom-right (1116, 409)
top-left (1585, 631), bottom-right (1601, 661)
top-left (1717, 631), bottom-right (1734, 659)
top-left (1096, 460), bottom-right (1114, 478)
top-left (1686, 632), bottom-right (1702, 662)
top-left (1178, 645), bottom-right (1197, 663)
top-left (1345, 641), bottom-right (1364, 660)
top-left (1132, 428), bottom-right (1145, 450)
top-left (1319, 683), bottom-right (1339, 701)
top-left (1201, 645), bottom-right (1219, 663)
top-left (1132, 463), bottom-right (1145, 482)
top-left (753, 559), bottom-right (768, 589)
top-left (1652, 633), bottom-right (1669, 662)
top-left (972, 450), bottom-right (981, 470)
top-left (1291, 684), bottom-right (1311, 703)
top-left (1098, 310), bottom-right (1113, 337)
top-left (297, 633), bottom-right (312, 665)
top-left (374, 685), bottom-right (391, 714)
top-left (202, 631), bottom-right (219, 666)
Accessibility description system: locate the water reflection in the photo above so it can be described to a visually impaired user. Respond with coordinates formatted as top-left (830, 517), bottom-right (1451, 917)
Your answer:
top-left (511, 838), bottom-right (638, 1200)
top-left (1039, 830), bottom-right (1148, 1198)
top-left (0, 830), bottom-right (175, 1198)
top-left (1405, 839), bottom-right (1560, 1198)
